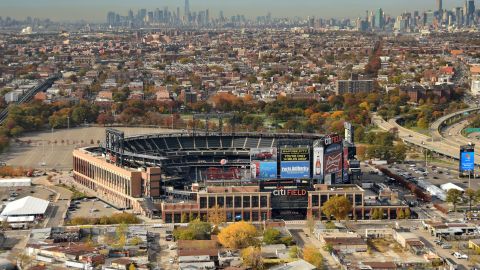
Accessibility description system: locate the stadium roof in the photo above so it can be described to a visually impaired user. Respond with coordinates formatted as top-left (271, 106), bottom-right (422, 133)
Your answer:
top-left (0, 196), bottom-right (49, 217)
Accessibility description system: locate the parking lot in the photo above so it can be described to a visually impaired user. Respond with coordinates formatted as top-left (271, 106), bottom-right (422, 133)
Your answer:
top-left (0, 126), bottom-right (176, 170)
top-left (0, 185), bottom-right (54, 203)
top-left (388, 162), bottom-right (475, 190)
top-left (66, 198), bottom-right (120, 220)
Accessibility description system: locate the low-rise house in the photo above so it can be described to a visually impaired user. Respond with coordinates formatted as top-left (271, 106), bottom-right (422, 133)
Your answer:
top-left (271, 259), bottom-right (316, 270)
top-left (422, 221), bottom-right (477, 237)
top-left (317, 231), bottom-right (367, 253)
top-left (260, 244), bottom-right (288, 259)
top-left (393, 230), bottom-right (425, 255)
top-left (178, 240), bottom-right (219, 266)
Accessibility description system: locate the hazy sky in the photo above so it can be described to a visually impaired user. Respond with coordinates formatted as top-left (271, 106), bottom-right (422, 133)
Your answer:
top-left (0, 0), bottom-right (473, 22)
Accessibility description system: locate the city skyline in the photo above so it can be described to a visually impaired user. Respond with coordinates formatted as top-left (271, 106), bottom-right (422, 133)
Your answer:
top-left (0, 0), bottom-right (475, 22)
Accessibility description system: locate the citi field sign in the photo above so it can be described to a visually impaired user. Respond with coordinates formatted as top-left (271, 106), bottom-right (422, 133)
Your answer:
top-left (272, 188), bottom-right (307, 196)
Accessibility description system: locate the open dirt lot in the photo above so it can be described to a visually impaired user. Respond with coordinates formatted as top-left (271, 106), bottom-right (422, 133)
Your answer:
top-left (0, 126), bottom-right (176, 170)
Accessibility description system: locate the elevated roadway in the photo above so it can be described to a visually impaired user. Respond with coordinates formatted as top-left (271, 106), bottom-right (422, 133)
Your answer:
top-left (372, 114), bottom-right (480, 167)
top-left (0, 74), bottom-right (60, 125)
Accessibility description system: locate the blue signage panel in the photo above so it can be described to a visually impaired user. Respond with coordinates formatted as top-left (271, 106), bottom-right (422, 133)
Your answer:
top-left (259, 162), bottom-right (277, 179)
top-left (460, 151), bottom-right (475, 171)
top-left (280, 161), bottom-right (310, 178)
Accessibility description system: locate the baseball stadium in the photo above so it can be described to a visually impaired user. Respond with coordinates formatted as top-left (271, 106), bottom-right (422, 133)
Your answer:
top-left (72, 127), bottom-right (409, 223)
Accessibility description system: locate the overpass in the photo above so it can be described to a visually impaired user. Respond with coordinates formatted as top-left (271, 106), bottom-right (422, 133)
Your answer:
top-left (431, 106), bottom-right (480, 142)
top-left (372, 113), bottom-right (480, 168)
top-left (0, 74), bottom-right (60, 125)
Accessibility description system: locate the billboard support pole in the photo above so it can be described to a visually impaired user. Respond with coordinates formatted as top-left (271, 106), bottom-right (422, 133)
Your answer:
top-left (469, 171), bottom-right (471, 189)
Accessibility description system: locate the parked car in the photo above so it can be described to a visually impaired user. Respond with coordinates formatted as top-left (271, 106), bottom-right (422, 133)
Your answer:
top-left (441, 243), bottom-right (452, 249)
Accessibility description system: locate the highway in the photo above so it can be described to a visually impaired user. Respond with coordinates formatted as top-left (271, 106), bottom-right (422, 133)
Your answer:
top-left (372, 114), bottom-right (480, 166)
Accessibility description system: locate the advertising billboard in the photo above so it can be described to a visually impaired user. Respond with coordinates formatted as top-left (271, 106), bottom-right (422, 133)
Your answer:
top-left (280, 147), bottom-right (310, 178)
top-left (324, 152), bottom-right (343, 174)
top-left (250, 148), bottom-right (277, 179)
top-left (313, 147), bottom-right (324, 179)
top-left (344, 122), bottom-right (355, 144)
top-left (460, 151), bottom-right (475, 171)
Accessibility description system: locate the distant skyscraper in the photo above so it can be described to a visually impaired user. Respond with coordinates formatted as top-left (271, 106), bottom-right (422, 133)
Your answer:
top-left (467, 0), bottom-right (475, 25)
top-left (425, 10), bottom-right (435, 26)
top-left (184, 0), bottom-right (190, 20)
top-left (128, 10), bottom-right (134, 21)
top-left (455, 7), bottom-right (463, 26)
top-left (436, 0), bottom-right (443, 12)
top-left (107, 11), bottom-right (116, 26)
top-left (375, 8), bottom-right (384, 29)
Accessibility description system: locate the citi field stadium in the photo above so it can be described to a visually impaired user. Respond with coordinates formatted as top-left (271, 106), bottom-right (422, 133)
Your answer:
top-left (72, 129), bottom-right (405, 222)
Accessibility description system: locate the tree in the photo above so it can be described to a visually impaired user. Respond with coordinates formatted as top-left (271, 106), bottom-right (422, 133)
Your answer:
top-left (303, 245), bottom-right (323, 269)
top-left (128, 236), bottom-right (143, 246)
top-left (392, 143), bottom-right (407, 162)
top-left (465, 188), bottom-right (477, 211)
top-left (173, 219), bottom-right (212, 240)
top-left (325, 221), bottom-right (336, 230)
top-left (446, 189), bottom-right (462, 212)
top-left (181, 213), bottom-right (187, 223)
top-left (17, 254), bottom-right (32, 268)
top-left (289, 246), bottom-right (299, 259)
top-left (1, 220), bottom-right (9, 231)
top-left (306, 216), bottom-right (316, 234)
top-left (208, 204), bottom-right (226, 226)
top-left (241, 246), bottom-right (264, 270)
top-left (322, 195), bottom-right (352, 221)
top-left (114, 224), bottom-right (127, 249)
top-left (263, 228), bottom-right (281, 244)
top-left (371, 208), bottom-right (384, 220)
top-left (218, 221), bottom-right (258, 249)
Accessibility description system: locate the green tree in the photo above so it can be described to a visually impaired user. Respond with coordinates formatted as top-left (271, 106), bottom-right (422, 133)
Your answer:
top-left (325, 221), bottom-right (336, 230)
top-left (392, 143), bottom-right (407, 162)
top-left (263, 228), bottom-right (281, 244)
top-left (181, 213), bottom-right (187, 223)
top-left (446, 189), bottom-right (462, 212)
top-left (417, 117), bottom-right (428, 129)
top-left (465, 188), bottom-right (478, 212)
top-left (289, 246), bottom-right (299, 259)
top-left (371, 208), bottom-right (384, 220)
top-left (322, 195), bottom-right (352, 221)
top-left (173, 219), bottom-right (212, 240)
